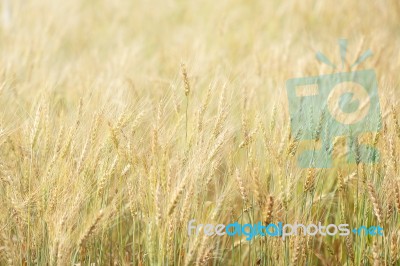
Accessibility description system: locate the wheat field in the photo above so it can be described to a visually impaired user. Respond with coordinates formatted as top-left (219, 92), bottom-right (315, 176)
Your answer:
top-left (0, 0), bottom-right (400, 265)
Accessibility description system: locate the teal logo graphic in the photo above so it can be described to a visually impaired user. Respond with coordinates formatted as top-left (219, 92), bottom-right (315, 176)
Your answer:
top-left (286, 40), bottom-right (381, 168)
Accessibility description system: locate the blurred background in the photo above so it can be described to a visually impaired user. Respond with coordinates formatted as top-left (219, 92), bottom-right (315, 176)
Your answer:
top-left (1, 0), bottom-right (399, 111)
